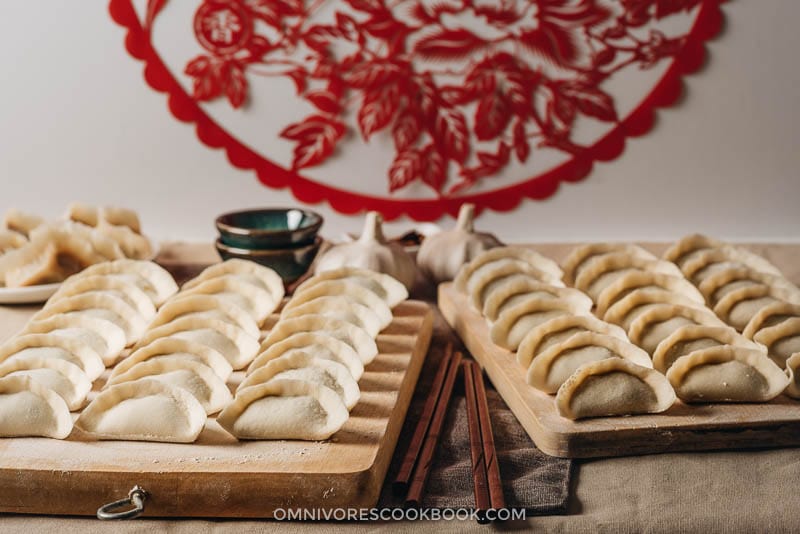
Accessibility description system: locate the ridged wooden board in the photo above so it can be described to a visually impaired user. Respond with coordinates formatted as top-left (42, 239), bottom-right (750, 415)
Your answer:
top-left (0, 300), bottom-right (433, 518)
top-left (439, 283), bottom-right (800, 459)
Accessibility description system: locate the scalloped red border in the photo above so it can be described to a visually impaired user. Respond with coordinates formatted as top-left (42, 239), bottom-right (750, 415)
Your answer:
top-left (109, 0), bottom-right (726, 221)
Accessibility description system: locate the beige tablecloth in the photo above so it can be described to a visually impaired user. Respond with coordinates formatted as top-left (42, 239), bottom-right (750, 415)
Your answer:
top-left (2, 242), bottom-right (799, 533)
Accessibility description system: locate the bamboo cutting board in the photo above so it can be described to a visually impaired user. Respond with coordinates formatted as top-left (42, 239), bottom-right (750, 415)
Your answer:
top-left (0, 300), bottom-right (433, 518)
top-left (439, 283), bottom-right (800, 459)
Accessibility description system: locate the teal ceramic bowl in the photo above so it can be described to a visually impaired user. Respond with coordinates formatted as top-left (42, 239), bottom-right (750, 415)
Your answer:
top-left (216, 208), bottom-right (323, 249)
top-left (215, 237), bottom-right (321, 284)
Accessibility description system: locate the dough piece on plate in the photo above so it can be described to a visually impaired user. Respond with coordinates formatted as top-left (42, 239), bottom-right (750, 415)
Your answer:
top-left (627, 303), bottom-right (726, 354)
top-left (237, 351), bottom-right (360, 410)
top-left (283, 280), bottom-right (392, 328)
top-left (666, 346), bottom-right (788, 403)
top-left (96, 223), bottom-right (152, 260)
top-left (603, 288), bottom-right (706, 330)
top-left (76, 378), bottom-right (206, 442)
top-left (3, 209), bottom-right (45, 237)
top-left (464, 260), bottom-right (567, 311)
top-left (0, 375), bottom-right (73, 438)
top-left (556, 358), bottom-right (675, 420)
top-left (100, 206), bottom-right (141, 234)
top-left (149, 294), bottom-right (260, 339)
top-left (295, 267), bottom-right (408, 307)
top-left (742, 302), bottom-right (800, 339)
top-left (22, 315), bottom-right (126, 366)
top-left (0, 357), bottom-right (91, 411)
top-left (482, 275), bottom-right (592, 321)
top-left (262, 315), bottom-right (377, 364)
top-left (0, 229), bottom-right (26, 254)
top-left (110, 337), bottom-right (233, 381)
top-left (753, 317), bottom-right (800, 368)
top-left (490, 299), bottom-right (590, 351)
top-left (785, 353), bottom-right (800, 399)
top-left (562, 243), bottom-right (656, 286)
top-left (714, 285), bottom-right (800, 332)
top-left (679, 247), bottom-right (783, 282)
top-left (31, 222), bottom-right (124, 262)
top-left (662, 234), bottom-right (722, 267)
top-left (1, 241), bottom-right (62, 287)
top-left (574, 253), bottom-right (682, 301)
top-left (517, 315), bottom-right (628, 368)
top-left (133, 316), bottom-right (259, 370)
top-left (248, 332), bottom-right (364, 380)
top-left (217, 378), bottom-right (349, 441)
top-left (73, 260), bottom-right (178, 306)
top-left (0, 333), bottom-right (105, 381)
top-left (527, 332), bottom-right (651, 394)
top-left (697, 267), bottom-right (799, 305)
top-left (48, 275), bottom-right (156, 321)
top-left (105, 358), bottom-right (231, 415)
top-left (280, 296), bottom-right (382, 338)
top-left (454, 246), bottom-right (563, 290)
top-left (182, 259), bottom-right (285, 303)
top-left (594, 271), bottom-right (705, 318)
top-left (65, 202), bottom-right (99, 227)
top-left (31, 292), bottom-right (147, 346)
top-left (652, 324), bottom-right (765, 373)
top-left (178, 275), bottom-right (278, 325)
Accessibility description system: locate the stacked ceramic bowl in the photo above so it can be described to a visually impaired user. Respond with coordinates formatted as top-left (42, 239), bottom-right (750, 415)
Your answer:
top-left (215, 208), bottom-right (323, 284)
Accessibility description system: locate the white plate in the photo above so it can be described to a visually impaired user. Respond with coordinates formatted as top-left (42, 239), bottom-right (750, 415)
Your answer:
top-left (0, 283), bottom-right (61, 304)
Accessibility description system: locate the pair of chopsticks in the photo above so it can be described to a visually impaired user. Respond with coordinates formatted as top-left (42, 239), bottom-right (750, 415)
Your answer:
top-left (393, 343), bottom-right (505, 522)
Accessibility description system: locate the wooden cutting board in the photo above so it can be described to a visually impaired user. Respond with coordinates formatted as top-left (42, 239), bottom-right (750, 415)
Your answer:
top-left (439, 283), bottom-right (800, 459)
top-left (0, 300), bottom-right (433, 518)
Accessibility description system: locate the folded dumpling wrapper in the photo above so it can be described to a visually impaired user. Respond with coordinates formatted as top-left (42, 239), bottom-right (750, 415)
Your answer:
top-left (785, 353), bottom-right (800, 399)
top-left (517, 315), bottom-right (628, 368)
top-left (556, 358), bottom-right (675, 420)
top-left (562, 243), bottom-right (656, 286)
top-left (294, 267), bottom-right (408, 308)
top-left (280, 296), bottom-right (383, 338)
top-left (753, 317), bottom-right (800, 368)
top-left (742, 301), bottom-right (800, 340)
top-left (262, 315), bottom-right (377, 365)
top-left (666, 346), bottom-right (789, 403)
top-left (178, 275), bottom-right (278, 325)
top-left (182, 259), bottom-right (285, 304)
top-left (150, 294), bottom-right (260, 339)
top-left (110, 337), bottom-right (233, 382)
top-left (652, 324), bottom-right (766, 373)
top-left (714, 285), bottom-right (799, 332)
top-left (0, 357), bottom-right (91, 411)
top-left (454, 246), bottom-right (563, 292)
top-left (574, 253), bottom-right (683, 301)
top-left (0, 333), bottom-right (105, 381)
top-left (248, 331), bottom-right (364, 380)
top-left (594, 270), bottom-right (705, 319)
top-left (464, 259), bottom-right (568, 310)
top-left (628, 304), bottom-right (726, 355)
top-left (49, 275), bottom-right (156, 321)
top-left (603, 288), bottom-right (708, 331)
top-left (73, 259), bottom-right (178, 306)
top-left (217, 378), bottom-right (349, 441)
top-left (0, 375), bottom-right (73, 438)
top-left (285, 279), bottom-right (392, 328)
top-left (481, 275), bottom-right (592, 321)
top-left (490, 299), bottom-right (591, 351)
top-left (23, 314), bottom-right (126, 366)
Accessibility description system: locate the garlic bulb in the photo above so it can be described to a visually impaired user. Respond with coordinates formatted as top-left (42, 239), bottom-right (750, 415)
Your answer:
top-left (315, 211), bottom-right (416, 289)
top-left (417, 204), bottom-right (502, 284)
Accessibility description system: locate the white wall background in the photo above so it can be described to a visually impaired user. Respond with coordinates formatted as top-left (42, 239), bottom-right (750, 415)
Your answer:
top-left (0, 1), bottom-right (797, 243)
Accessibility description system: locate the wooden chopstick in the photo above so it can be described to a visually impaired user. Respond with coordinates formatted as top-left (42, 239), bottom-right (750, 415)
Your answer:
top-left (404, 350), bottom-right (463, 508)
top-left (463, 359), bottom-right (491, 523)
top-left (470, 361), bottom-right (506, 512)
top-left (393, 342), bottom-right (454, 495)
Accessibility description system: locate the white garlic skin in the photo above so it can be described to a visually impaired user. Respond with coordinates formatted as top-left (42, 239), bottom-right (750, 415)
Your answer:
top-left (416, 204), bottom-right (502, 284)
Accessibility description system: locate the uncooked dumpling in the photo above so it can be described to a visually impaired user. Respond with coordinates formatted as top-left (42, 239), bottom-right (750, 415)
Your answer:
top-left (0, 333), bottom-right (105, 381)
top-left (594, 270), bottom-right (705, 319)
top-left (697, 267), bottom-right (800, 307)
top-left (182, 259), bottom-right (285, 303)
top-left (237, 351), bottom-right (360, 410)
top-left (3, 209), bottom-right (45, 237)
top-left (574, 253), bottom-right (682, 301)
top-left (0, 357), bottom-right (91, 411)
top-left (280, 296), bottom-right (383, 338)
top-left (295, 267), bottom-right (408, 307)
top-left (785, 353), bottom-right (800, 399)
top-left (490, 299), bottom-right (590, 351)
top-left (454, 246), bottom-right (563, 292)
top-left (662, 234), bottom-right (722, 267)
top-left (217, 379), bottom-right (349, 441)
top-left (0, 229), bottom-right (26, 253)
top-left (0, 375), bottom-right (73, 438)
top-left (481, 275), bottom-right (593, 321)
top-left (133, 316), bottom-right (259, 370)
top-left (149, 294), bottom-right (260, 339)
top-left (47, 275), bottom-right (157, 321)
top-left (178, 276), bottom-right (278, 325)
top-left (555, 358), bottom-right (675, 420)
top-left (285, 279), bottom-right (393, 328)
top-left (0, 241), bottom-right (61, 287)
top-left (76, 378), bottom-right (206, 442)
top-left (627, 304), bottom-right (726, 355)
top-left (464, 260), bottom-right (568, 310)
top-left (110, 337), bottom-right (233, 382)
top-left (562, 243), bottom-right (656, 286)
top-left (652, 324), bottom-right (765, 373)
top-left (666, 346), bottom-right (788, 403)
top-left (753, 317), bottom-right (800, 368)
top-left (527, 332), bottom-right (652, 394)
top-left (95, 223), bottom-right (152, 259)
top-left (105, 359), bottom-right (231, 415)
top-left (248, 332), bottom-right (364, 380)
top-left (742, 301), bottom-right (800, 340)
top-left (603, 288), bottom-right (707, 330)
top-left (262, 315), bottom-right (377, 364)
top-left (22, 314), bottom-right (127, 366)
top-left (516, 315), bottom-right (628, 368)
top-left (714, 285), bottom-right (798, 332)
top-left (678, 247), bottom-right (784, 281)
top-left (73, 259), bottom-right (178, 306)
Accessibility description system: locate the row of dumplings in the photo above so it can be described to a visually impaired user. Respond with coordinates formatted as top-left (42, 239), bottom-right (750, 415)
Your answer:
top-left (663, 234), bottom-right (800, 398)
top-left (0, 204), bottom-right (152, 287)
top-left (452, 246), bottom-right (676, 420)
top-left (218, 267), bottom-right (408, 441)
top-left (563, 242), bottom-right (791, 404)
top-left (0, 260), bottom-right (180, 438)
